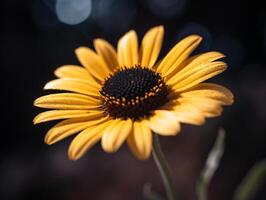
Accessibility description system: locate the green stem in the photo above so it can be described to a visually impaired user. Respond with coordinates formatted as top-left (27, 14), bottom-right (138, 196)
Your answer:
top-left (152, 134), bottom-right (176, 200)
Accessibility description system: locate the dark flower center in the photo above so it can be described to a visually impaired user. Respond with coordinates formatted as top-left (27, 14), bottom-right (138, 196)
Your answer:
top-left (100, 66), bottom-right (169, 119)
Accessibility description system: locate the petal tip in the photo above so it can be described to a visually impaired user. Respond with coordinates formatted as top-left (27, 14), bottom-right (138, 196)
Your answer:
top-left (44, 133), bottom-right (54, 145)
top-left (33, 116), bottom-right (39, 125)
top-left (228, 96), bottom-right (234, 105)
top-left (74, 47), bottom-right (83, 54)
top-left (124, 30), bottom-right (138, 40)
top-left (43, 81), bottom-right (52, 90)
top-left (220, 52), bottom-right (226, 58)
top-left (33, 98), bottom-right (39, 106)
top-left (93, 38), bottom-right (103, 46)
top-left (187, 34), bottom-right (203, 42)
top-left (45, 139), bottom-right (54, 145)
top-left (68, 155), bottom-right (78, 161)
top-left (75, 46), bottom-right (91, 57)
top-left (68, 150), bottom-right (79, 161)
top-left (213, 51), bottom-right (226, 59)
top-left (54, 67), bottom-right (63, 77)
top-left (154, 25), bottom-right (164, 31)
top-left (137, 153), bottom-right (150, 160)
top-left (33, 96), bottom-right (46, 107)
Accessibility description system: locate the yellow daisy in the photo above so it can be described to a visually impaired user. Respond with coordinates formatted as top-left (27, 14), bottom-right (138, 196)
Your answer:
top-left (34, 26), bottom-right (234, 160)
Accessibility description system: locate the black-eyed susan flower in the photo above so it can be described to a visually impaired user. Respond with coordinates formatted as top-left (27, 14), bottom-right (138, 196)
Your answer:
top-left (34, 26), bottom-right (233, 160)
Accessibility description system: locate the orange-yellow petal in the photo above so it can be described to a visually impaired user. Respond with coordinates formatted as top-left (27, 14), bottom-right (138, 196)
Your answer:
top-left (140, 26), bottom-right (164, 67)
top-left (93, 39), bottom-right (119, 71)
top-left (147, 110), bottom-right (180, 136)
top-left (101, 119), bottom-right (132, 153)
top-left (175, 97), bottom-right (223, 118)
top-left (34, 93), bottom-right (99, 110)
top-left (167, 51), bottom-right (225, 82)
top-left (156, 35), bottom-right (202, 77)
top-left (44, 78), bottom-right (100, 97)
top-left (180, 83), bottom-right (234, 105)
top-left (54, 65), bottom-right (95, 82)
top-left (127, 121), bottom-right (152, 160)
top-left (117, 30), bottom-right (139, 67)
top-left (172, 103), bottom-right (206, 125)
top-left (33, 110), bottom-right (104, 124)
top-left (170, 61), bottom-right (227, 92)
top-left (68, 120), bottom-right (112, 160)
top-left (45, 116), bottom-right (108, 145)
top-left (75, 47), bottom-right (111, 81)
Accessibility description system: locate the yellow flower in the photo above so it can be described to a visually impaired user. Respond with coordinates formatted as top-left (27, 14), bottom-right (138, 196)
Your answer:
top-left (34, 26), bottom-right (234, 160)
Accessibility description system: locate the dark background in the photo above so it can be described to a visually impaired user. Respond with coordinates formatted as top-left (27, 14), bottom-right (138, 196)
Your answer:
top-left (1, 0), bottom-right (266, 200)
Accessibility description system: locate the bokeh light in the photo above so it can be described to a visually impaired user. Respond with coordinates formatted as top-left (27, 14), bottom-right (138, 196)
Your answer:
top-left (92, 0), bottom-right (137, 34)
top-left (32, 0), bottom-right (59, 30)
top-left (145, 0), bottom-right (188, 19)
top-left (55, 0), bottom-right (91, 25)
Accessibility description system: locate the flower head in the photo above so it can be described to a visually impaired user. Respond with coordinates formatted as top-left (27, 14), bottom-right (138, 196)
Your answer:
top-left (34, 26), bottom-right (233, 160)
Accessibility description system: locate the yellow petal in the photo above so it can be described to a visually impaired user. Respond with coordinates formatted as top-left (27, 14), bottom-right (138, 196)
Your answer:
top-left (117, 30), bottom-right (139, 67)
top-left (93, 39), bottom-right (119, 71)
top-left (127, 121), bottom-right (152, 160)
top-left (172, 103), bottom-right (206, 125)
top-left (180, 83), bottom-right (234, 105)
top-left (75, 47), bottom-right (111, 81)
top-left (54, 65), bottom-right (95, 82)
top-left (34, 93), bottom-right (100, 110)
top-left (101, 119), bottom-right (132, 153)
top-left (176, 97), bottom-right (223, 118)
top-left (140, 26), bottom-right (164, 67)
top-left (171, 61), bottom-right (227, 92)
top-left (147, 110), bottom-right (180, 136)
top-left (33, 110), bottom-right (104, 124)
top-left (44, 78), bottom-right (100, 97)
top-left (45, 116), bottom-right (108, 145)
top-left (167, 51), bottom-right (225, 82)
top-left (68, 120), bottom-right (112, 160)
top-left (157, 35), bottom-right (202, 77)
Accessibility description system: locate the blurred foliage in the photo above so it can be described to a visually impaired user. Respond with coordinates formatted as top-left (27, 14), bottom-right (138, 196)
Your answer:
top-left (233, 159), bottom-right (266, 200)
top-left (197, 129), bottom-right (226, 200)
top-left (143, 183), bottom-right (164, 200)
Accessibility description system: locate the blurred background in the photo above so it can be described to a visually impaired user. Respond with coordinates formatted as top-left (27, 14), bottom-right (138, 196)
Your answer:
top-left (1, 0), bottom-right (266, 199)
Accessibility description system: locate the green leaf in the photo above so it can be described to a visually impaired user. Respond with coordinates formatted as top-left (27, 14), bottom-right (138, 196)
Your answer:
top-left (196, 128), bottom-right (226, 200)
top-left (233, 159), bottom-right (266, 200)
top-left (143, 182), bottom-right (165, 200)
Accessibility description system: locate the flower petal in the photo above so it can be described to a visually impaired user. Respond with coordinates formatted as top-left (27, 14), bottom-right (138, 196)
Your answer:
top-left (54, 65), bottom-right (95, 82)
top-left (33, 110), bottom-right (104, 124)
top-left (175, 97), bottom-right (223, 118)
top-left (167, 51), bottom-right (225, 82)
top-left (170, 61), bottom-right (227, 92)
top-left (101, 118), bottom-right (132, 153)
top-left (75, 47), bottom-right (111, 81)
top-left (127, 121), bottom-right (152, 160)
top-left (68, 120), bottom-right (112, 160)
top-left (44, 78), bottom-right (100, 97)
top-left (180, 83), bottom-right (234, 105)
top-left (157, 35), bottom-right (202, 77)
top-left (172, 103), bottom-right (206, 125)
top-left (117, 30), bottom-right (139, 67)
top-left (45, 116), bottom-right (108, 145)
top-left (34, 93), bottom-right (100, 110)
top-left (93, 39), bottom-right (119, 71)
top-left (140, 26), bottom-right (164, 67)
top-left (147, 110), bottom-right (180, 136)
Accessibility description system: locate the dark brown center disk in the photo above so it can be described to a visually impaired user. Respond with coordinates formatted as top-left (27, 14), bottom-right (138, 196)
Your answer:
top-left (100, 66), bottom-right (169, 120)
